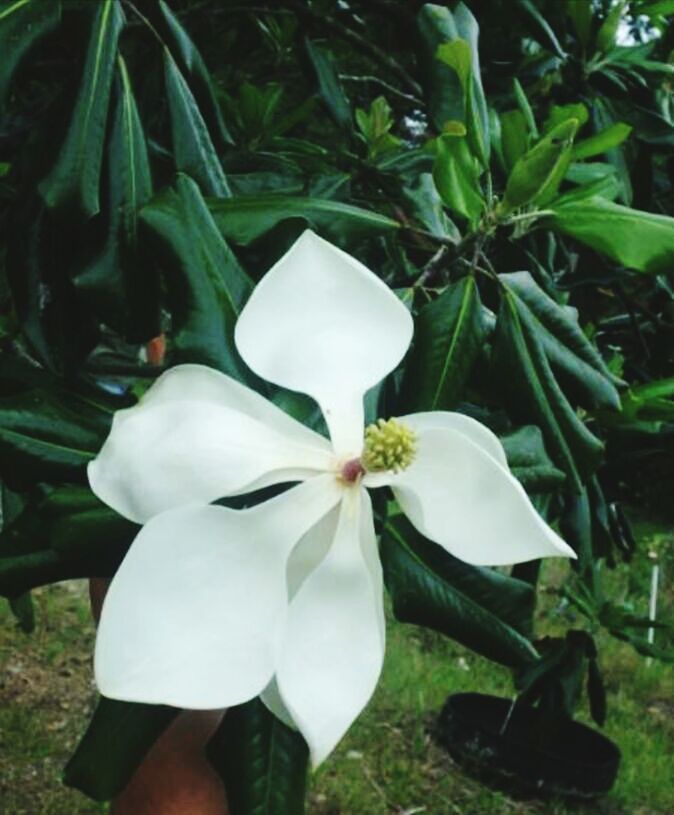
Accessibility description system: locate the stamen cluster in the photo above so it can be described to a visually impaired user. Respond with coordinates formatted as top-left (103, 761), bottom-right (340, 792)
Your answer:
top-left (362, 418), bottom-right (417, 473)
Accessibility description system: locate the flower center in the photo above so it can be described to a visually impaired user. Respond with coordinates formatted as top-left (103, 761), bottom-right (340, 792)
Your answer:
top-left (340, 457), bottom-right (365, 484)
top-left (362, 417), bottom-right (417, 473)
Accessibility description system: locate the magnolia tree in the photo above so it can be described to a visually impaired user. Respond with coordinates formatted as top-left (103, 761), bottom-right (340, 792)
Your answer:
top-left (0, 0), bottom-right (673, 811)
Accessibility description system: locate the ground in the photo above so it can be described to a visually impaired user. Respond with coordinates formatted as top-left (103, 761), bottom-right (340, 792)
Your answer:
top-left (0, 516), bottom-right (672, 815)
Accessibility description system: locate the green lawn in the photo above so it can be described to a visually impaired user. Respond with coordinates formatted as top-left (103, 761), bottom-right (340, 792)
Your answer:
top-left (1, 517), bottom-right (672, 815)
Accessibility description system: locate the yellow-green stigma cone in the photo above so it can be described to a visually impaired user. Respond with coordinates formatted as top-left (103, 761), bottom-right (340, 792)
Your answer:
top-left (362, 418), bottom-right (417, 473)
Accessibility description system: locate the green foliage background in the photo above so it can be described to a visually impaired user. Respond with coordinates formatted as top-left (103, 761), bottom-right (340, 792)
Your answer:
top-left (0, 0), bottom-right (673, 811)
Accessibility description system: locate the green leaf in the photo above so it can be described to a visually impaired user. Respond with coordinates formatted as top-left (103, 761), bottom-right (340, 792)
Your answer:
top-left (304, 38), bottom-right (351, 130)
top-left (417, 4), bottom-right (464, 131)
top-left (519, 0), bottom-right (567, 59)
top-left (39, 0), bottom-right (125, 217)
top-left (597, 0), bottom-right (627, 52)
top-left (164, 48), bottom-right (231, 198)
top-left (156, 0), bottom-right (233, 147)
top-left (500, 272), bottom-right (622, 409)
top-left (500, 109), bottom-right (530, 171)
top-left (381, 515), bottom-right (538, 667)
top-left (572, 122), bottom-right (632, 160)
top-left (403, 173), bottom-right (461, 243)
top-left (544, 103), bottom-right (589, 135)
top-left (64, 697), bottom-right (178, 801)
top-left (501, 425), bottom-right (566, 492)
top-left (0, 486), bottom-right (138, 596)
top-left (548, 196), bottom-right (674, 274)
top-left (0, 0), bottom-right (61, 110)
top-left (564, 0), bottom-right (593, 50)
top-left (490, 290), bottom-right (604, 491)
top-left (452, 2), bottom-right (490, 166)
top-left (513, 78), bottom-right (539, 139)
top-left (208, 195), bottom-right (399, 246)
top-left (436, 39), bottom-right (472, 89)
top-left (399, 276), bottom-right (485, 411)
top-left (501, 119), bottom-right (578, 213)
top-left (208, 698), bottom-right (309, 815)
top-left (0, 390), bottom-right (109, 488)
top-left (433, 133), bottom-right (485, 226)
top-left (140, 174), bottom-right (252, 377)
top-left (74, 56), bottom-right (157, 341)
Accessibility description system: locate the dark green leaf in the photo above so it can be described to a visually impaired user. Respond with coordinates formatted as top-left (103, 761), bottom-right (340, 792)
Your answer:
top-left (304, 38), bottom-right (351, 130)
top-left (382, 515), bottom-right (538, 667)
top-left (548, 196), bottom-right (674, 274)
top-left (0, 486), bottom-right (138, 596)
top-left (156, 0), bottom-right (233, 147)
top-left (74, 56), bottom-right (157, 341)
top-left (141, 174), bottom-right (252, 377)
top-left (208, 698), bottom-right (309, 815)
top-left (519, 0), bottom-right (567, 59)
top-left (64, 697), bottom-right (178, 801)
top-left (0, 0), bottom-right (61, 110)
top-left (403, 173), bottom-right (461, 243)
top-left (0, 390), bottom-right (109, 487)
top-left (500, 425), bottom-right (566, 492)
top-left (491, 290), bottom-right (604, 491)
top-left (39, 0), bottom-right (125, 217)
top-left (164, 49), bottom-right (231, 198)
top-left (208, 195), bottom-right (399, 245)
top-left (399, 276), bottom-right (485, 411)
top-left (500, 272), bottom-right (622, 410)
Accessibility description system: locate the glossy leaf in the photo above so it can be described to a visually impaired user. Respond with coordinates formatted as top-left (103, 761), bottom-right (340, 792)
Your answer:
top-left (597, 0), bottom-right (627, 53)
top-left (208, 195), bottom-right (399, 245)
top-left (381, 515), bottom-right (538, 667)
top-left (305, 38), bottom-right (351, 130)
top-left (433, 133), bottom-right (484, 226)
top-left (0, 0), bottom-right (61, 109)
top-left (417, 4), bottom-right (464, 131)
top-left (500, 109), bottom-right (529, 171)
top-left (491, 290), bottom-right (604, 491)
top-left (208, 698), bottom-right (309, 815)
top-left (501, 426), bottom-right (566, 492)
top-left (164, 49), bottom-right (231, 198)
top-left (140, 174), bottom-right (252, 377)
top-left (0, 390), bottom-right (109, 488)
top-left (500, 272), bottom-right (622, 410)
top-left (74, 56), bottom-right (157, 340)
top-left (64, 697), bottom-right (178, 801)
top-left (156, 0), bottom-right (233, 147)
top-left (548, 196), bottom-right (674, 274)
top-left (501, 119), bottom-right (578, 212)
top-left (572, 122), bottom-right (632, 160)
top-left (39, 0), bottom-right (125, 217)
top-left (0, 486), bottom-right (137, 596)
top-left (399, 276), bottom-right (485, 411)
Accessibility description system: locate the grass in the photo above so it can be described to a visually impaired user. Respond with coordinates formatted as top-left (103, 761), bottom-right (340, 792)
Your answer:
top-left (0, 513), bottom-right (672, 815)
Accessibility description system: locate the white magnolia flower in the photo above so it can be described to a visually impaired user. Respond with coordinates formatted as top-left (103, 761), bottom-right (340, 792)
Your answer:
top-left (89, 230), bottom-right (575, 766)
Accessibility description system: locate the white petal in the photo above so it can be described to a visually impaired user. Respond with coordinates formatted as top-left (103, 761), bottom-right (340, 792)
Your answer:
top-left (95, 475), bottom-right (342, 708)
top-left (377, 428), bottom-right (575, 566)
top-left (401, 411), bottom-right (508, 469)
top-left (276, 488), bottom-right (385, 767)
top-left (234, 230), bottom-right (413, 456)
top-left (89, 364), bottom-right (333, 523)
